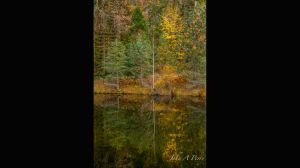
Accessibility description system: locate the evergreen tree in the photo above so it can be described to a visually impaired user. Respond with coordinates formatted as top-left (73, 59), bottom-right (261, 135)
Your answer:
top-left (130, 7), bottom-right (147, 33)
top-left (105, 39), bottom-right (127, 89)
top-left (123, 6), bottom-right (152, 86)
top-left (126, 34), bottom-right (152, 85)
top-left (124, 6), bottom-right (148, 43)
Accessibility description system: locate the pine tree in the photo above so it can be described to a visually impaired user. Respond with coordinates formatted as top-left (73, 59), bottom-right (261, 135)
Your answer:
top-left (125, 6), bottom-right (147, 43)
top-left (123, 6), bottom-right (152, 86)
top-left (130, 7), bottom-right (147, 33)
top-left (105, 39), bottom-right (127, 89)
top-left (126, 34), bottom-right (152, 85)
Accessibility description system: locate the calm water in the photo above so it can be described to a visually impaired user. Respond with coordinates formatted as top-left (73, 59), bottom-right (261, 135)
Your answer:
top-left (94, 94), bottom-right (206, 168)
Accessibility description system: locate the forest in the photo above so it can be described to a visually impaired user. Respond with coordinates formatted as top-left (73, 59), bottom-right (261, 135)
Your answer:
top-left (94, 0), bottom-right (206, 97)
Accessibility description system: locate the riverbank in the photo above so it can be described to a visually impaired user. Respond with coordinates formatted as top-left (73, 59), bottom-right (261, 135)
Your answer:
top-left (94, 79), bottom-right (206, 98)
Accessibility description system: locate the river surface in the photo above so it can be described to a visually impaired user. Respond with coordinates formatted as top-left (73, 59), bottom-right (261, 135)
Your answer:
top-left (94, 94), bottom-right (206, 168)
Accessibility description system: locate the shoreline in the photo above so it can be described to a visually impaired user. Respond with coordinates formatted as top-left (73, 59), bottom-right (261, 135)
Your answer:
top-left (93, 91), bottom-right (204, 97)
top-left (94, 88), bottom-right (206, 98)
top-left (94, 79), bottom-right (206, 98)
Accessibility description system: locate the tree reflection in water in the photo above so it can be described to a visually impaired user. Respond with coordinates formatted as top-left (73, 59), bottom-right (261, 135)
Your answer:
top-left (94, 94), bottom-right (206, 168)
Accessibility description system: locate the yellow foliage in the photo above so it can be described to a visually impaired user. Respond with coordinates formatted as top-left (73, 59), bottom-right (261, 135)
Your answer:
top-left (157, 65), bottom-right (187, 85)
top-left (159, 5), bottom-right (186, 67)
top-left (163, 139), bottom-right (178, 162)
top-left (161, 6), bottom-right (183, 39)
top-left (94, 76), bottom-right (203, 97)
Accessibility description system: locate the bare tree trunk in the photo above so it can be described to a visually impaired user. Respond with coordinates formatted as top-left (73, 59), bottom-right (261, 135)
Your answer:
top-left (117, 96), bottom-right (119, 119)
top-left (152, 31), bottom-right (155, 91)
top-left (103, 36), bottom-right (106, 75)
top-left (117, 71), bottom-right (119, 90)
top-left (140, 67), bottom-right (143, 86)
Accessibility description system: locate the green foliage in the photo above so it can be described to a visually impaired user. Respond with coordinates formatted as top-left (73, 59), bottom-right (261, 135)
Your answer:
top-left (104, 39), bottom-right (126, 79)
top-left (123, 7), bottom-right (148, 51)
top-left (130, 7), bottom-right (147, 33)
top-left (126, 34), bottom-right (152, 78)
top-left (94, 32), bottom-right (104, 78)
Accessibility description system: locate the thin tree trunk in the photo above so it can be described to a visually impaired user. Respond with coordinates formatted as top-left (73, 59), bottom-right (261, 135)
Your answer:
top-left (117, 96), bottom-right (119, 119)
top-left (152, 31), bottom-right (155, 90)
top-left (140, 67), bottom-right (143, 86)
top-left (117, 71), bottom-right (119, 90)
top-left (103, 36), bottom-right (106, 75)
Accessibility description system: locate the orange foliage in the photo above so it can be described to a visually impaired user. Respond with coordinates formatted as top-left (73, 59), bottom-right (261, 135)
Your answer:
top-left (156, 65), bottom-right (187, 89)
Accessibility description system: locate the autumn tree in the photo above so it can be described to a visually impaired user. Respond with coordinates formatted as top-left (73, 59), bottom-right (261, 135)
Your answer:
top-left (158, 4), bottom-right (185, 71)
top-left (182, 0), bottom-right (206, 82)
